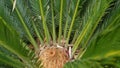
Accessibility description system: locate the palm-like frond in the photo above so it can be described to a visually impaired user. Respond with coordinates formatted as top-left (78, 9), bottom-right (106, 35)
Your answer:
top-left (0, 17), bottom-right (36, 67)
top-left (82, 0), bottom-right (120, 59)
top-left (0, 51), bottom-right (24, 68)
top-left (64, 56), bottom-right (120, 68)
top-left (0, 0), bottom-right (120, 68)
top-left (72, 0), bottom-right (113, 55)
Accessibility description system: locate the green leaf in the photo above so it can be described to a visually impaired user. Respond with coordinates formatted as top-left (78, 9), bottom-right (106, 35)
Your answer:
top-left (66, 0), bottom-right (80, 44)
top-left (32, 21), bottom-right (43, 44)
top-left (39, 0), bottom-right (50, 43)
top-left (0, 17), bottom-right (35, 68)
top-left (81, 0), bottom-right (120, 59)
top-left (51, 0), bottom-right (56, 42)
top-left (10, 0), bottom-right (38, 51)
top-left (64, 59), bottom-right (102, 68)
top-left (64, 56), bottom-right (120, 68)
top-left (72, 0), bottom-right (113, 56)
top-left (0, 51), bottom-right (24, 68)
top-left (58, 0), bottom-right (63, 43)
top-left (82, 22), bottom-right (120, 59)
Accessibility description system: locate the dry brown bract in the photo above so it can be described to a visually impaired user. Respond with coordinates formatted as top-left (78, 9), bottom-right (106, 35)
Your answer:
top-left (39, 46), bottom-right (69, 68)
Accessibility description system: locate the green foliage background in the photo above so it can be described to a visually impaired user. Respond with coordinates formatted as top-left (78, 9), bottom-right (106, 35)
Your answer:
top-left (0, 0), bottom-right (120, 68)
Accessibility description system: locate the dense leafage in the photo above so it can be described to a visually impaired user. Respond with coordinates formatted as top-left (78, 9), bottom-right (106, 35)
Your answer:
top-left (0, 0), bottom-right (120, 68)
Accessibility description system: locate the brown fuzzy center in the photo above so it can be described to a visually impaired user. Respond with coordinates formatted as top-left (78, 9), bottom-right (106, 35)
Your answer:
top-left (39, 47), bottom-right (69, 68)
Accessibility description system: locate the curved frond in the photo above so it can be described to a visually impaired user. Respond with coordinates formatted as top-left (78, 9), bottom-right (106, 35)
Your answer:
top-left (72, 0), bottom-right (113, 56)
top-left (64, 56), bottom-right (120, 68)
top-left (81, 0), bottom-right (120, 59)
top-left (0, 18), bottom-right (35, 67)
top-left (0, 51), bottom-right (24, 68)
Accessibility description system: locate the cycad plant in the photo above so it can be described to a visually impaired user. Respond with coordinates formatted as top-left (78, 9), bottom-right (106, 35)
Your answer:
top-left (0, 0), bottom-right (120, 68)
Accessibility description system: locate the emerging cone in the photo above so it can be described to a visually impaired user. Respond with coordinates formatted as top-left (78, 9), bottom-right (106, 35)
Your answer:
top-left (39, 46), bottom-right (69, 68)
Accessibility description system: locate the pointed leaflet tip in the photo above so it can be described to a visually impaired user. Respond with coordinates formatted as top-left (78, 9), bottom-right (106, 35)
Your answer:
top-left (12, 0), bottom-right (16, 12)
